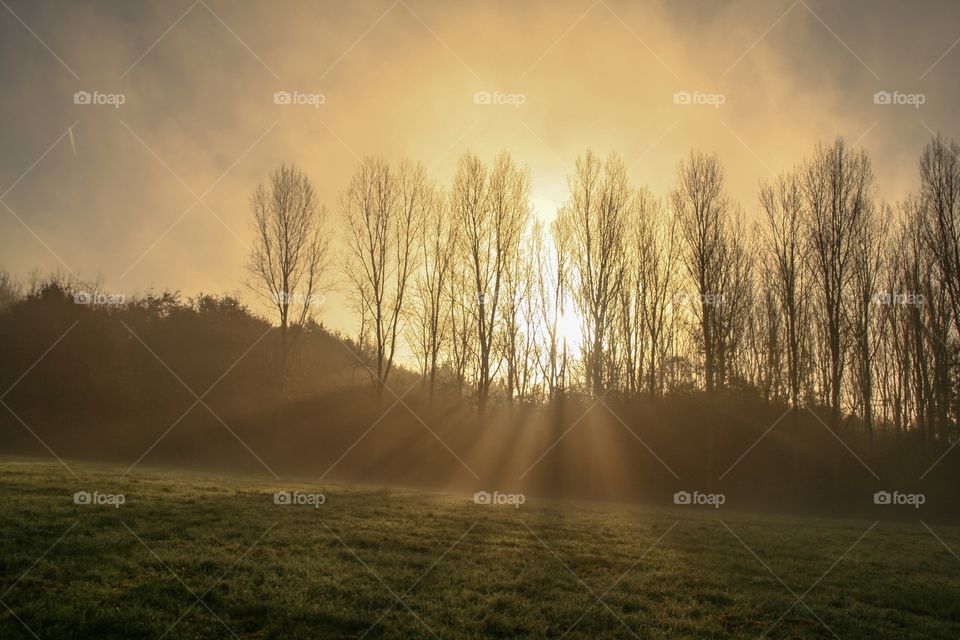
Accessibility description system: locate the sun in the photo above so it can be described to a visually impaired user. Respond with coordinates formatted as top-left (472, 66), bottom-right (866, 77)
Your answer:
top-left (529, 172), bottom-right (567, 222)
top-left (555, 308), bottom-right (584, 351)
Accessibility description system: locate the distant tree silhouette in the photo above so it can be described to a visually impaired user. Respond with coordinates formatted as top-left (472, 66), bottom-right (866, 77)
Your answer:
top-left (247, 164), bottom-right (330, 388)
top-left (918, 136), bottom-right (960, 339)
top-left (759, 169), bottom-right (810, 412)
top-left (802, 138), bottom-right (874, 432)
top-left (0, 269), bottom-right (20, 312)
top-left (849, 200), bottom-right (889, 439)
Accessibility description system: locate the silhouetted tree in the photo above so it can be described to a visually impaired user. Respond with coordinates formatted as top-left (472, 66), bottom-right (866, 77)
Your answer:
top-left (0, 269), bottom-right (21, 311)
top-left (918, 135), bottom-right (960, 339)
top-left (410, 188), bottom-right (455, 402)
top-left (759, 169), bottom-right (809, 410)
top-left (802, 137), bottom-right (874, 432)
top-left (536, 218), bottom-right (571, 401)
top-left (848, 201), bottom-right (889, 439)
top-left (247, 164), bottom-right (329, 387)
top-left (340, 157), bottom-right (427, 396)
top-left (672, 151), bottom-right (732, 394)
top-left (453, 151), bottom-right (529, 420)
top-left (559, 151), bottom-right (630, 397)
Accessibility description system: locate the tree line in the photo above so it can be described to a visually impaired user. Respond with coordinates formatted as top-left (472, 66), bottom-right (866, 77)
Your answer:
top-left (0, 136), bottom-right (958, 508)
top-left (250, 135), bottom-right (959, 442)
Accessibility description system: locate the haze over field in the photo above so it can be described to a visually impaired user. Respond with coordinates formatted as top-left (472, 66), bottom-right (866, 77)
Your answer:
top-left (4, 2), bottom-right (960, 638)
top-left (1, 0), bottom-right (959, 337)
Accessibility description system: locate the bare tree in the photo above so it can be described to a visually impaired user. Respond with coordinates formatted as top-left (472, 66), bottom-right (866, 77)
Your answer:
top-left (559, 150), bottom-right (630, 396)
top-left (759, 169), bottom-right (809, 410)
top-left (802, 137), bottom-right (874, 431)
top-left (914, 136), bottom-right (960, 443)
top-left (877, 212), bottom-right (913, 433)
top-left (712, 210), bottom-right (754, 387)
top-left (340, 157), bottom-right (427, 395)
top-left (616, 187), bottom-right (677, 397)
top-left (918, 135), bottom-right (960, 339)
top-left (747, 265), bottom-right (785, 401)
top-left (672, 151), bottom-right (731, 394)
top-left (900, 197), bottom-right (954, 443)
top-left (453, 151), bottom-right (530, 419)
top-left (637, 190), bottom-right (680, 397)
top-left (537, 217), bottom-right (571, 401)
top-left (516, 227), bottom-right (543, 402)
top-left (247, 164), bottom-right (329, 384)
top-left (410, 188), bottom-right (455, 402)
top-left (671, 151), bottom-right (750, 487)
top-left (848, 201), bottom-right (889, 439)
top-left (446, 255), bottom-right (476, 398)
top-left (501, 221), bottom-right (539, 404)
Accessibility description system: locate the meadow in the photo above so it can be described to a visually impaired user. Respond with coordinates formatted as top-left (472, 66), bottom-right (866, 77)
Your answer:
top-left (1, 458), bottom-right (957, 639)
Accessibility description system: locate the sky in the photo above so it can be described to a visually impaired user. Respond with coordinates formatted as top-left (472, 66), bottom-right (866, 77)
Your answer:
top-left (0, 0), bottom-right (958, 336)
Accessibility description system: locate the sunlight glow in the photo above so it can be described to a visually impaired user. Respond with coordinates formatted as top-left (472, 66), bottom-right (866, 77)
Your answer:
top-left (555, 309), bottom-right (584, 353)
top-left (530, 193), bottom-right (558, 223)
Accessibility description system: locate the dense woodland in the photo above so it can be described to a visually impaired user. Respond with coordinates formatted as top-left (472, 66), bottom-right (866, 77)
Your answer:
top-left (0, 134), bottom-right (958, 516)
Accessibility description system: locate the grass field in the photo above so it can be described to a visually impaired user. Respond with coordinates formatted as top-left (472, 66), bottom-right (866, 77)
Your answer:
top-left (0, 459), bottom-right (958, 639)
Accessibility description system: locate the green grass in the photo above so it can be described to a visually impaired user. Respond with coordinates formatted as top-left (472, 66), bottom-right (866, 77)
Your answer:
top-left (0, 459), bottom-right (958, 639)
